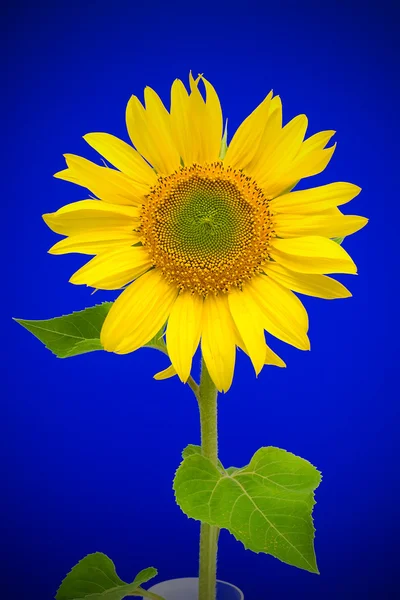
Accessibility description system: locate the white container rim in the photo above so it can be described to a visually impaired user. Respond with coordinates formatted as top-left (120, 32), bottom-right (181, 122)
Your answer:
top-left (145, 577), bottom-right (244, 599)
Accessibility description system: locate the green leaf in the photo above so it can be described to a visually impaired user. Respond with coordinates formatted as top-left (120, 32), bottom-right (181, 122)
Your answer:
top-left (14, 303), bottom-right (112, 358)
top-left (174, 446), bottom-right (322, 573)
top-left (219, 119), bottom-right (228, 159)
top-left (182, 444), bottom-right (202, 459)
top-left (14, 305), bottom-right (167, 358)
top-left (56, 552), bottom-right (158, 600)
top-left (332, 236), bottom-right (345, 245)
top-left (181, 444), bottom-right (224, 470)
top-left (225, 466), bottom-right (240, 475)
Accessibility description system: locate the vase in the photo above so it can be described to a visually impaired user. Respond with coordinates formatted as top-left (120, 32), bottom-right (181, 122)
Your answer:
top-left (143, 577), bottom-right (244, 600)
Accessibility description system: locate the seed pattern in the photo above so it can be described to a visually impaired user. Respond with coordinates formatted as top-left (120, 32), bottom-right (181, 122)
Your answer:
top-left (139, 162), bottom-right (274, 295)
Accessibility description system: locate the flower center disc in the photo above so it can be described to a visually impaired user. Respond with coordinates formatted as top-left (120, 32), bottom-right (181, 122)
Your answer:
top-left (139, 163), bottom-right (273, 295)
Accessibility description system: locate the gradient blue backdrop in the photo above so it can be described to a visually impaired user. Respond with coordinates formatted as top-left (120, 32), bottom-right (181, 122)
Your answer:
top-left (3, 1), bottom-right (397, 598)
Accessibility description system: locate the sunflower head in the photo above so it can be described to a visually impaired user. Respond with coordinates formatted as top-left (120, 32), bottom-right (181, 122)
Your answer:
top-left (43, 73), bottom-right (367, 392)
top-left (140, 162), bottom-right (273, 295)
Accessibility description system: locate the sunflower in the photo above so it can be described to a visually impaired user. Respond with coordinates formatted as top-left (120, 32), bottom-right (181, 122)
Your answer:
top-left (43, 74), bottom-right (367, 392)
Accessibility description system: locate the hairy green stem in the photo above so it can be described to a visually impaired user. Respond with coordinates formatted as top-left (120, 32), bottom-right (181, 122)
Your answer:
top-left (198, 358), bottom-right (219, 600)
top-left (188, 375), bottom-right (200, 398)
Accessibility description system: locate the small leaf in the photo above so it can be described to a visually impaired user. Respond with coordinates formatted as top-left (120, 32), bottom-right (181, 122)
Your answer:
top-left (332, 236), bottom-right (345, 245)
top-left (14, 305), bottom-right (167, 358)
top-left (219, 119), bottom-right (228, 159)
top-left (174, 446), bottom-right (322, 573)
top-left (56, 552), bottom-right (158, 600)
top-left (14, 303), bottom-right (112, 358)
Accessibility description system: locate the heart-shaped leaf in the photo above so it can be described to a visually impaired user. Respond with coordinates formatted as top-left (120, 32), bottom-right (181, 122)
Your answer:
top-left (174, 446), bottom-right (321, 573)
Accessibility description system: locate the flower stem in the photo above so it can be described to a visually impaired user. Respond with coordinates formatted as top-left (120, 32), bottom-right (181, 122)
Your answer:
top-left (197, 357), bottom-right (218, 600)
top-left (187, 375), bottom-right (200, 398)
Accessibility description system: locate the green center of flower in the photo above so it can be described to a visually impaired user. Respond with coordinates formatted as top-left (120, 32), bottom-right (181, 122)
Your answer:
top-left (162, 178), bottom-right (253, 256)
top-left (139, 163), bottom-right (273, 295)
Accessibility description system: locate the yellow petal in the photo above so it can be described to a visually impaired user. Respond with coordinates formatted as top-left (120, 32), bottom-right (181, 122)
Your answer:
top-left (270, 236), bottom-right (357, 274)
top-left (69, 246), bottom-right (152, 290)
top-left (144, 87), bottom-right (181, 172)
top-left (288, 143), bottom-right (337, 181)
top-left (264, 262), bottom-right (352, 299)
top-left (126, 93), bottom-right (180, 175)
top-left (177, 74), bottom-right (223, 164)
top-left (188, 71), bottom-right (201, 92)
top-left (43, 200), bottom-right (140, 236)
top-left (83, 133), bottom-right (157, 186)
top-left (262, 131), bottom-right (335, 197)
top-left (54, 154), bottom-right (146, 205)
top-left (166, 291), bottom-right (203, 382)
top-left (201, 294), bottom-right (236, 393)
top-left (257, 114), bottom-right (309, 189)
top-left (101, 269), bottom-right (178, 354)
top-left (246, 104), bottom-right (283, 179)
top-left (125, 96), bottom-right (155, 166)
top-left (298, 130), bottom-right (336, 155)
top-left (271, 182), bottom-right (362, 214)
top-left (48, 229), bottom-right (140, 255)
top-left (188, 75), bottom-right (209, 164)
top-left (264, 343), bottom-right (286, 368)
top-left (247, 275), bottom-right (310, 350)
top-left (224, 92), bottom-right (273, 169)
top-left (171, 74), bottom-right (222, 165)
top-left (269, 95), bottom-right (283, 126)
top-left (232, 318), bottom-right (286, 370)
top-left (228, 287), bottom-right (266, 375)
top-left (324, 206), bottom-right (343, 216)
top-left (274, 212), bottom-right (368, 238)
top-left (170, 79), bottom-right (194, 165)
top-left (265, 143), bottom-right (337, 199)
top-left (202, 76), bottom-right (223, 161)
top-left (154, 364), bottom-right (177, 380)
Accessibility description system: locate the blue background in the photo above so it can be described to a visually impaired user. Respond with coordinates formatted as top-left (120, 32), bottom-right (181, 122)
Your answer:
top-left (3, 1), bottom-right (397, 598)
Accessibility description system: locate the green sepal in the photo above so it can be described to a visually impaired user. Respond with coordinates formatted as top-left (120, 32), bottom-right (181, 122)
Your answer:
top-left (219, 119), bottom-right (228, 159)
top-left (145, 322), bottom-right (168, 353)
top-left (332, 236), bottom-right (345, 245)
top-left (174, 445), bottom-right (322, 573)
top-left (55, 552), bottom-right (160, 600)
